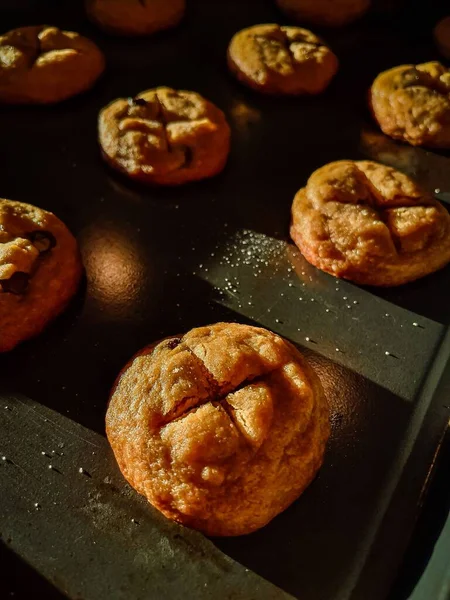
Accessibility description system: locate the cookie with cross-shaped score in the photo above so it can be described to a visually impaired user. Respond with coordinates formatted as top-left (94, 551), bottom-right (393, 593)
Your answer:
top-left (106, 322), bottom-right (329, 536)
top-left (0, 199), bottom-right (82, 352)
top-left (85, 0), bottom-right (185, 37)
top-left (370, 62), bottom-right (450, 148)
top-left (0, 25), bottom-right (104, 104)
top-left (290, 160), bottom-right (450, 286)
top-left (227, 24), bottom-right (338, 95)
top-left (275, 0), bottom-right (370, 27)
top-left (98, 87), bottom-right (231, 186)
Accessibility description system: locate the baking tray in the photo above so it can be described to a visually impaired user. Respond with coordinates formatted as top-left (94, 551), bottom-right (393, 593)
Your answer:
top-left (1, 1), bottom-right (450, 599)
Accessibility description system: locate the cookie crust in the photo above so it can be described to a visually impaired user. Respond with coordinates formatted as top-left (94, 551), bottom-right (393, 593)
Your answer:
top-left (0, 25), bottom-right (104, 104)
top-left (86, 0), bottom-right (185, 36)
top-left (227, 24), bottom-right (338, 95)
top-left (434, 17), bottom-right (450, 60)
top-left (275, 0), bottom-right (370, 27)
top-left (370, 62), bottom-right (450, 148)
top-left (98, 87), bottom-right (231, 186)
top-left (106, 323), bottom-right (330, 536)
top-left (290, 160), bottom-right (450, 286)
top-left (0, 199), bottom-right (82, 352)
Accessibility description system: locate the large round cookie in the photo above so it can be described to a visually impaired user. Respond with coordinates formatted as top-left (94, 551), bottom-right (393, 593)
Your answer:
top-left (275, 0), bottom-right (370, 27)
top-left (0, 25), bottom-right (104, 104)
top-left (106, 322), bottom-right (330, 536)
top-left (290, 160), bottom-right (450, 286)
top-left (370, 61), bottom-right (450, 148)
top-left (0, 199), bottom-right (82, 352)
top-left (227, 24), bottom-right (338, 95)
top-left (98, 87), bottom-right (231, 186)
top-left (86, 0), bottom-right (185, 36)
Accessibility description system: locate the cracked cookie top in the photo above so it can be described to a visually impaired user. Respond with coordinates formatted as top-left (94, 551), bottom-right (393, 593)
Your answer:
top-left (227, 24), bottom-right (338, 95)
top-left (98, 87), bottom-right (231, 186)
top-left (0, 25), bottom-right (105, 104)
top-left (85, 0), bottom-right (185, 36)
top-left (106, 322), bottom-right (329, 535)
top-left (370, 61), bottom-right (450, 148)
top-left (290, 160), bottom-right (450, 286)
top-left (0, 199), bottom-right (82, 351)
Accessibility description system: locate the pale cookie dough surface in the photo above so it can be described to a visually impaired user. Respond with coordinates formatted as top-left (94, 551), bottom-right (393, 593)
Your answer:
top-left (370, 61), bottom-right (450, 148)
top-left (0, 199), bottom-right (82, 352)
top-left (0, 25), bottom-right (104, 104)
top-left (276, 0), bottom-right (370, 27)
top-left (290, 160), bottom-right (450, 286)
top-left (228, 24), bottom-right (338, 95)
top-left (86, 0), bottom-right (185, 36)
top-left (106, 322), bottom-right (330, 536)
top-left (98, 87), bottom-right (231, 186)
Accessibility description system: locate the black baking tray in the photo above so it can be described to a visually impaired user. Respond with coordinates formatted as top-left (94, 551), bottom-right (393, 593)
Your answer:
top-left (1, 1), bottom-right (450, 599)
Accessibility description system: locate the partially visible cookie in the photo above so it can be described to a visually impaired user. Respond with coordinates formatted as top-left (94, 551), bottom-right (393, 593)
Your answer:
top-left (276, 0), bottom-right (370, 27)
top-left (106, 322), bottom-right (330, 536)
top-left (370, 61), bottom-right (450, 148)
top-left (98, 87), bottom-right (231, 186)
top-left (434, 17), bottom-right (450, 60)
top-left (0, 25), bottom-right (104, 104)
top-left (86, 0), bottom-right (185, 36)
top-left (227, 24), bottom-right (338, 95)
top-left (0, 199), bottom-right (82, 352)
top-left (290, 160), bottom-right (450, 286)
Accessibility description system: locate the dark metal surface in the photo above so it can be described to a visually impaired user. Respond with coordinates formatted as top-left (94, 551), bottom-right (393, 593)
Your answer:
top-left (0, 1), bottom-right (449, 599)
top-left (0, 396), bottom-right (290, 600)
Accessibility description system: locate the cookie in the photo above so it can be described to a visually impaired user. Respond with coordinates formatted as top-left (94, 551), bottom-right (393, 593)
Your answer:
top-left (434, 17), bottom-right (450, 60)
top-left (0, 199), bottom-right (82, 352)
top-left (275, 0), bottom-right (370, 27)
top-left (290, 160), bottom-right (450, 286)
top-left (227, 24), bottom-right (338, 95)
top-left (86, 0), bottom-right (185, 36)
top-left (98, 87), bottom-right (231, 186)
top-left (0, 25), bottom-right (105, 104)
top-left (106, 322), bottom-right (329, 536)
top-left (370, 61), bottom-right (450, 148)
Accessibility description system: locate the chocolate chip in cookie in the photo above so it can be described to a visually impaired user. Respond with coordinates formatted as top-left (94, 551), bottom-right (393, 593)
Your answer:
top-left (0, 198), bottom-right (82, 351)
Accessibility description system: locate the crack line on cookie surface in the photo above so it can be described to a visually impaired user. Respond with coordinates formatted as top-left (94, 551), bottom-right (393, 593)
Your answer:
top-left (155, 92), bottom-right (173, 155)
top-left (320, 164), bottom-right (441, 256)
top-left (159, 344), bottom-right (277, 432)
top-left (254, 34), bottom-right (295, 74)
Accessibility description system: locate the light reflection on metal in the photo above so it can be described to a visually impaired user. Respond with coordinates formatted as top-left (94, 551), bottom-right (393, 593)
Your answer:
top-left (195, 228), bottom-right (442, 400)
top-left (80, 223), bottom-right (148, 316)
top-left (229, 99), bottom-right (261, 136)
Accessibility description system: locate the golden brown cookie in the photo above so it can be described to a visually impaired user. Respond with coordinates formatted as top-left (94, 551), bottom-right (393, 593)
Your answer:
top-left (276, 0), bottom-right (370, 27)
top-left (0, 199), bottom-right (82, 352)
top-left (227, 24), bottom-right (338, 95)
top-left (98, 87), bottom-right (231, 186)
top-left (370, 62), bottom-right (450, 148)
top-left (0, 25), bottom-right (105, 104)
top-left (106, 322), bottom-right (329, 536)
top-left (290, 160), bottom-right (450, 286)
top-left (85, 0), bottom-right (185, 36)
top-left (434, 17), bottom-right (450, 60)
